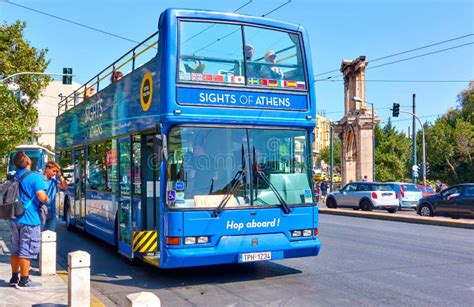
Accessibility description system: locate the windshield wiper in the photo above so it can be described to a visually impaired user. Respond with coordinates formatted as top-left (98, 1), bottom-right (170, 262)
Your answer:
top-left (252, 146), bottom-right (291, 214)
top-left (212, 144), bottom-right (246, 218)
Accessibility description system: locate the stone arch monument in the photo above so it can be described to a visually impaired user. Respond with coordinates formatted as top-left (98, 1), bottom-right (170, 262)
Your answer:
top-left (335, 56), bottom-right (380, 184)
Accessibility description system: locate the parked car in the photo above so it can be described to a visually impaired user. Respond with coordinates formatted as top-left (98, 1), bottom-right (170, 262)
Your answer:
top-left (417, 183), bottom-right (474, 219)
top-left (416, 184), bottom-right (436, 198)
top-left (326, 182), bottom-right (399, 213)
top-left (388, 182), bottom-right (423, 210)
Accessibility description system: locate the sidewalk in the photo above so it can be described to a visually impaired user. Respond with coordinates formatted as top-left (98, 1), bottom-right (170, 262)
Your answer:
top-left (0, 220), bottom-right (69, 306)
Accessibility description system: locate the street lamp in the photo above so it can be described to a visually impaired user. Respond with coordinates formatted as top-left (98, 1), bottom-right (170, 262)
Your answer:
top-left (328, 121), bottom-right (339, 192)
top-left (394, 107), bottom-right (427, 183)
top-left (352, 96), bottom-right (375, 181)
top-left (0, 71), bottom-right (75, 84)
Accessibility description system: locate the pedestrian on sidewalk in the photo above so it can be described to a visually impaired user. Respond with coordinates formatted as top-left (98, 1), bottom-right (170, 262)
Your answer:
top-left (9, 151), bottom-right (48, 288)
top-left (320, 179), bottom-right (328, 203)
top-left (42, 162), bottom-right (69, 232)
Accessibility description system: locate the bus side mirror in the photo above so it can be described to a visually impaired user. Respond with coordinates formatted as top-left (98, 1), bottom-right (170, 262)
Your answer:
top-left (154, 134), bottom-right (168, 164)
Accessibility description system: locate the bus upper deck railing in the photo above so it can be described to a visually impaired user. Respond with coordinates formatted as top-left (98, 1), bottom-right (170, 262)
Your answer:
top-left (57, 31), bottom-right (159, 116)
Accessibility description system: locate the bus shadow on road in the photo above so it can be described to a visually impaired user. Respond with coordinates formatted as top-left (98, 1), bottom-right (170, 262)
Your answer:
top-left (91, 261), bottom-right (302, 290)
top-left (56, 224), bottom-right (302, 290)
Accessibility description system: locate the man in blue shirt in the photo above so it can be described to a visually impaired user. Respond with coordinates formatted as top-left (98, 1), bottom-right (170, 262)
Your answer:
top-left (9, 151), bottom-right (48, 288)
top-left (42, 161), bottom-right (69, 231)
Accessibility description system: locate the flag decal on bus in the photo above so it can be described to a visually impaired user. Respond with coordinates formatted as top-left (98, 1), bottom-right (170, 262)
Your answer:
top-left (133, 231), bottom-right (158, 253)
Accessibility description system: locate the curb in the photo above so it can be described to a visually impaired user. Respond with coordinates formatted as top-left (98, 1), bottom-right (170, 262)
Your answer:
top-left (319, 208), bottom-right (474, 229)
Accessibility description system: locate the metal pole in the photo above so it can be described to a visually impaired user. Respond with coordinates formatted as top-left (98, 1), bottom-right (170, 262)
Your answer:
top-left (400, 109), bottom-right (426, 184)
top-left (422, 127), bottom-right (426, 183)
top-left (412, 94), bottom-right (417, 184)
top-left (371, 102), bottom-right (375, 181)
top-left (330, 123), bottom-right (334, 192)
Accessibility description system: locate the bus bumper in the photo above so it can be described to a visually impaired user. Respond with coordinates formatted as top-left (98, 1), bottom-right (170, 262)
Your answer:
top-left (160, 233), bottom-right (321, 268)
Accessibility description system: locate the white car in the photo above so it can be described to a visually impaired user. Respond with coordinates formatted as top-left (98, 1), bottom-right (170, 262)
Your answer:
top-left (326, 182), bottom-right (399, 213)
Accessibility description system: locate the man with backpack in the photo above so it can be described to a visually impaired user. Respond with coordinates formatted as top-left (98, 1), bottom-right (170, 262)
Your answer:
top-left (8, 151), bottom-right (48, 288)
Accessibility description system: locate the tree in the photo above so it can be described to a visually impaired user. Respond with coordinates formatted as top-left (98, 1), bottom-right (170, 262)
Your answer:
top-left (0, 20), bottom-right (50, 178)
top-left (422, 87), bottom-right (474, 183)
top-left (374, 120), bottom-right (412, 181)
top-left (320, 138), bottom-right (341, 169)
top-left (0, 86), bottom-right (38, 174)
top-left (0, 20), bottom-right (50, 104)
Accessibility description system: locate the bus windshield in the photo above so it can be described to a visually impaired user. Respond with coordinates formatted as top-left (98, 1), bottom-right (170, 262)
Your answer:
top-left (7, 150), bottom-right (44, 173)
top-left (178, 20), bottom-right (307, 90)
top-left (167, 127), bottom-right (313, 209)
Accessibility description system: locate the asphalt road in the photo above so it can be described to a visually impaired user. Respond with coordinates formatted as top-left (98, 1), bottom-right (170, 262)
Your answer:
top-left (55, 215), bottom-right (474, 306)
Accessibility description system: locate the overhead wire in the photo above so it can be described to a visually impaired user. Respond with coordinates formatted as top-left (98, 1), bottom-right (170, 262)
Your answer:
top-left (184, 0), bottom-right (253, 44)
top-left (316, 79), bottom-right (470, 83)
top-left (321, 105), bottom-right (412, 115)
top-left (314, 41), bottom-right (473, 82)
top-left (6, 0), bottom-right (141, 44)
top-left (194, 0), bottom-right (293, 54)
top-left (314, 33), bottom-right (473, 77)
top-left (367, 42), bottom-right (473, 71)
top-left (261, 0), bottom-right (292, 17)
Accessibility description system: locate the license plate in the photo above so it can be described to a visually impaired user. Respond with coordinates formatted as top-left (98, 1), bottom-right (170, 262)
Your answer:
top-left (240, 251), bottom-right (272, 263)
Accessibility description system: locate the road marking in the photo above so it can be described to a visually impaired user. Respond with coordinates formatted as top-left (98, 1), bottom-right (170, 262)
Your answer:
top-left (0, 239), bottom-right (10, 254)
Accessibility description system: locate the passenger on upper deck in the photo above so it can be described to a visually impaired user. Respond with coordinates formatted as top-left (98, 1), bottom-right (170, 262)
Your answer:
top-left (84, 87), bottom-right (95, 99)
top-left (261, 50), bottom-right (284, 80)
top-left (111, 70), bottom-right (124, 83)
top-left (244, 44), bottom-right (262, 79)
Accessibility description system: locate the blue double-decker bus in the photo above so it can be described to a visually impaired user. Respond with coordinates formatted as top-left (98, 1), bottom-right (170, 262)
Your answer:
top-left (56, 9), bottom-right (320, 268)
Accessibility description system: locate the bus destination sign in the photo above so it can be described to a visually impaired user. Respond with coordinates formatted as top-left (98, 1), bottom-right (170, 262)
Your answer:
top-left (177, 88), bottom-right (307, 111)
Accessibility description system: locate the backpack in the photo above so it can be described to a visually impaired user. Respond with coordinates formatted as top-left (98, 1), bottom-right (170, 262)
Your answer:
top-left (0, 171), bottom-right (32, 220)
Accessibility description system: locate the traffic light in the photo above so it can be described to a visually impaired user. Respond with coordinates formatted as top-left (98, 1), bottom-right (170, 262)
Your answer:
top-left (426, 162), bottom-right (430, 175)
top-left (62, 67), bottom-right (72, 85)
top-left (392, 103), bottom-right (400, 117)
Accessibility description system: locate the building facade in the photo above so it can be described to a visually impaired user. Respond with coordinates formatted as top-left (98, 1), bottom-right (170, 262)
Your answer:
top-left (36, 80), bottom-right (80, 148)
top-left (312, 114), bottom-right (331, 166)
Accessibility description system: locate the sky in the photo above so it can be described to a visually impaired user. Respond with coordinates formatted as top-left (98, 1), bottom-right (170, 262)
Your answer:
top-left (1, 0), bottom-right (473, 134)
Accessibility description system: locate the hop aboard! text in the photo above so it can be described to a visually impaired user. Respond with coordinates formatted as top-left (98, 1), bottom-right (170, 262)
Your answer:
top-left (226, 218), bottom-right (281, 231)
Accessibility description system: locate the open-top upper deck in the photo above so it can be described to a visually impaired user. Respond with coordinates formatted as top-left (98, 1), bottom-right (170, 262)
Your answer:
top-left (56, 9), bottom-right (316, 150)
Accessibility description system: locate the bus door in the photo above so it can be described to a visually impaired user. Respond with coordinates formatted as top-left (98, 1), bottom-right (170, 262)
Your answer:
top-left (73, 148), bottom-right (86, 220)
top-left (132, 134), bottom-right (160, 259)
top-left (117, 136), bottom-right (134, 258)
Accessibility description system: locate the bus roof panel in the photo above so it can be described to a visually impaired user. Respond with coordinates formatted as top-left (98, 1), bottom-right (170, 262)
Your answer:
top-left (164, 9), bottom-right (305, 33)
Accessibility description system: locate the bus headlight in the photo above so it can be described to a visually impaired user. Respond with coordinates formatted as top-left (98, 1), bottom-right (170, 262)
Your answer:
top-left (197, 236), bottom-right (209, 244)
top-left (184, 236), bottom-right (209, 245)
top-left (184, 237), bottom-right (197, 245)
top-left (291, 229), bottom-right (314, 237)
top-left (291, 230), bottom-right (302, 237)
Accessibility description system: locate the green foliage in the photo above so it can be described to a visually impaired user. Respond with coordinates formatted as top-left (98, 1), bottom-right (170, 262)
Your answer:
top-left (0, 20), bottom-right (50, 179)
top-left (421, 88), bottom-right (474, 183)
top-left (374, 120), bottom-right (412, 181)
top-left (0, 85), bottom-right (38, 177)
top-left (0, 20), bottom-right (51, 104)
top-left (320, 138), bottom-right (341, 167)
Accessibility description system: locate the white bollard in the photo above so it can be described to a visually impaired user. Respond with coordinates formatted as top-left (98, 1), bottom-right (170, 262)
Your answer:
top-left (68, 251), bottom-right (90, 307)
top-left (40, 230), bottom-right (56, 276)
top-left (125, 292), bottom-right (161, 307)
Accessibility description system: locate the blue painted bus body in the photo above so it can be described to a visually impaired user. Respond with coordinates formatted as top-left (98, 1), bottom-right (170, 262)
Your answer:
top-left (56, 9), bottom-right (320, 268)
